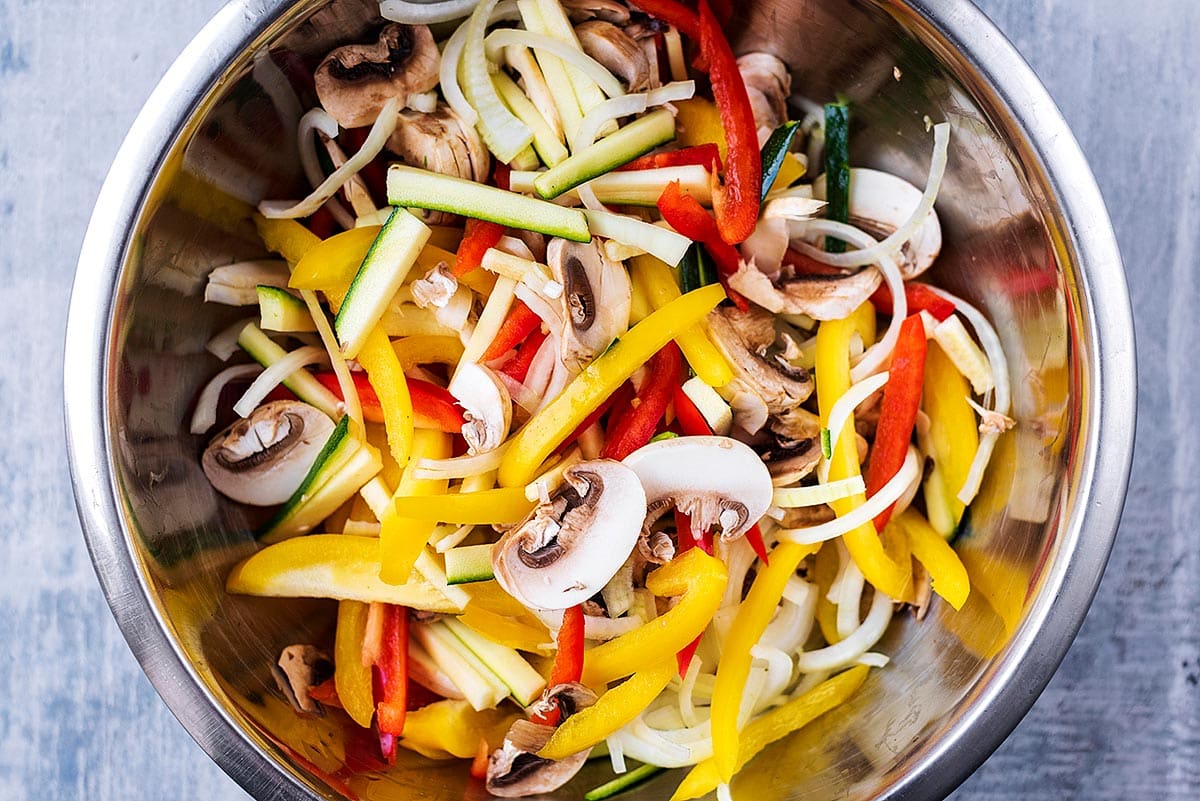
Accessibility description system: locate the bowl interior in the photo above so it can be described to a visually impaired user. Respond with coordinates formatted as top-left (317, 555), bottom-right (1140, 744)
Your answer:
top-left (95, 0), bottom-right (1094, 798)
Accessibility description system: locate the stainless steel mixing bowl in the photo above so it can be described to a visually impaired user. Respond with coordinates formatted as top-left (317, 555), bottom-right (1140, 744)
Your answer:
top-left (64, 0), bottom-right (1135, 798)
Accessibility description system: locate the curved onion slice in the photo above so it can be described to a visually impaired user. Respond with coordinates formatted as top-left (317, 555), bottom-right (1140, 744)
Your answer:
top-left (462, 0), bottom-right (534, 163)
top-left (233, 346), bottom-right (331, 418)
top-left (379, 0), bottom-right (479, 24)
top-left (484, 29), bottom-right (625, 99)
top-left (297, 108), bottom-right (355, 230)
top-left (189, 364), bottom-right (262, 435)
top-left (795, 583), bottom-right (893, 672)
top-left (818, 370), bottom-right (891, 483)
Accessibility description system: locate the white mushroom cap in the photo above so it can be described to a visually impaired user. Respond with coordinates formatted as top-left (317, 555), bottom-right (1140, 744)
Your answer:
top-left (813, 167), bottom-right (943, 278)
top-left (546, 238), bottom-right (631, 372)
top-left (201, 401), bottom-right (335, 506)
top-left (623, 436), bottom-right (774, 542)
top-left (449, 362), bottom-right (512, 454)
top-left (492, 460), bottom-right (646, 610)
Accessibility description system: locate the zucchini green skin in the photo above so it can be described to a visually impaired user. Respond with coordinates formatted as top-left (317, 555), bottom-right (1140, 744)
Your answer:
top-left (444, 543), bottom-right (496, 585)
top-left (679, 243), bottom-right (715, 294)
top-left (823, 102), bottom-right (851, 253)
top-left (584, 765), bottom-right (666, 801)
top-left (533, 109), bottom-right (677, 200)
top-left (256, 286), bottom-right (315, 333)
top-left (236, 323), bottom-right (341, 419)
top-left (387, 165), bottom-right (591, 242)
top-left (760, 120), bottom-right (801, 202)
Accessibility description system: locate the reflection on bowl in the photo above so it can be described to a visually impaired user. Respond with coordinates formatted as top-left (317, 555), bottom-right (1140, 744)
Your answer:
top-left (65, 0), bottom-right (1134, 799)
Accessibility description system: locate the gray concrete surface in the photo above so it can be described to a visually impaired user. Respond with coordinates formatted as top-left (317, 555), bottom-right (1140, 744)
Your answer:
top-left (0, 0), bottom-right (1192, 798)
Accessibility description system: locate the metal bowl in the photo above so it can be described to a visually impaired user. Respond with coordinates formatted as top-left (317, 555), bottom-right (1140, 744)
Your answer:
top-left (64, 0), bottom-right (1135, 798)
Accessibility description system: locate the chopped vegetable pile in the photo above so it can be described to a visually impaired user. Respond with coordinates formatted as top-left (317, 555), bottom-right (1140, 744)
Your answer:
top-left (187, 0), bottom-right (1016, 797)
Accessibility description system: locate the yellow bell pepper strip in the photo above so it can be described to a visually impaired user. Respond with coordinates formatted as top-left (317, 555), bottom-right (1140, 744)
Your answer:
top-left (630, 255), bottom-right (734, 387)
top-left (255, 214), bottom-right (322, 266)
top-left (380, 428), bottom-right (453, 584)
top-left (815, 304), bottom-right (912, 601)
top-left (226, 535), bottom-right (463, 612)
top-left (894, 509), bottom-right (970, 610)
top-left (710, 541), bottom-right (818, 782)
top-left (812, 541), bottom-right (841, 645)
top-left (922, 340), bottom-right (980, 537)
top-left (392, 335), bottom-right (465, 372)
top-left (498, 283), bottom-right (727, 487)
top-left (392, 487), bottom-right (535, 525)
top-left (582, 549), bottom-right (728, 687)
top-left (458, 604), bottom-right (551, 653)
top-left (674, 98), bottom-right (727, 160)
top-left (399, 698), bottom-right (518, 760)
top-left (538, 660), bottom-right (676, 761)
top-left (334, 600), bottom-right (376, 728)
top-left (670, 665), bottom-right (870, 801)
top-left (289, 226), bottom-right (380, 290)
top-left (356, 327), bottom-right (415, 470)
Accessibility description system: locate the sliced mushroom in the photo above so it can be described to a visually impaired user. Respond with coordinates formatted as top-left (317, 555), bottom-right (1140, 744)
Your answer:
top-left (737, 52), bottom-right (791, 135)
top-left (623, 436), bottom-right (774, 543)
top-left (546, 238), bottom-right (632, 372)
top-left (449, 363), bottom-right (512, 455)
top-left (314, 23), bottom-right (440, 129)
top-left (525, 682), bottom-right (598, 724)
top-left (409, 262), bottom-right (458, 309)
top-left (493, 460), bottom-right (646, 610)
top-left (387, 103), bottom-right (491, 183)
top-left (728, 259), bottom-right (883, 321)
top-left (201, 401), bottom-right (336, 506)
top-left (813, 168), bottom-right (943, 278)
top-left (561, 0), bottom-right (632, 25)
top-left (576, 21), bottom-right (652, 92)
top-left (486, 690), bottom-right (596, 798)
top-left (271, 645), bottom-right (334, 715)
top-left (708, 305), bottom-right (815, 423)
top-left (753, 429), bottom-right (821, 486)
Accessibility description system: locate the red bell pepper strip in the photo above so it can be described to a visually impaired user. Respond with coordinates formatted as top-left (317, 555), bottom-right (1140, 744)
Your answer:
top-left (782, 247), bottom-right (848, 277)
top-left (865, 314), bottom-right (927, 532)
top-left (870, 281), bottom-right (956, 322)
top-left (493, 161), bottom-right (512, 191)
top-left (531, 605), bottom-right (586, 726)
top-left (315, 372), bottom-right (467, 432)
top-left (657, 182), bottom-right (749, 311)
top-left (697, 0), bottom-right (762, 245)
top-left (551, 380), bottom-right (632, 457)
top-left (340, 127), bottom-right (388, 205)
top-left (454, 218), bottom-right (507, 277)
top-left (482, 300), bottom-right (542, 362)
top-left (375, 605), bottom-right (409, 763)
top-left (469, 739), bottom-right (491, 780)
top-left (629, 0), bottom-right (699, 39)
top-left (673, 387), bottom-right (770, 563)
top-left (602, 381), bottom-right (640, 440)
top-left (306, 205), bottom-right (338, 239)
top-left (308, 678), bottom-right (343, 709)
top-left (618, 144), bottom-right (723, 172)
top-left (601, 343), bottom-right (683, 460)
top-left (499, 328), bottom-right (549, 383)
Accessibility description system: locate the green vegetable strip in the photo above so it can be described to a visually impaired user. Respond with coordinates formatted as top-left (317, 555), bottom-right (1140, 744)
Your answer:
top-left (759, 120), bottom-right (801, 203)
top-left (823, 102), bottom-right (850, 253)
top-left (584, 764), bottom-right (665, 801)
top-left (678, 243), bottom-right (715, 294)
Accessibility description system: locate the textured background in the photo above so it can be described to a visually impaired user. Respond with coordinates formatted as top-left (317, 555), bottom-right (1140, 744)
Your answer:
top-left (0, 0), bottom-right (1193, 798)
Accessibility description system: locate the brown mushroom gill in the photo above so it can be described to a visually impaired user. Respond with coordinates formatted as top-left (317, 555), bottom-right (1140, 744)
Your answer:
top-left (314, 23), bottom-right (439, 129)
top-left (486, 685), bottom-right (598, 797)
top-left (547, 239), bottom-right (631, 371)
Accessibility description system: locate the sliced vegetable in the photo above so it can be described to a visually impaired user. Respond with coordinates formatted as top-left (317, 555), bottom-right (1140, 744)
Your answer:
top-left (893, 509), bottom-right (969, 610)
top-left (620, 144), bottom-right (722, 173)
top-left (454, 218), bottom-right (508, 278)
top-left (534, 109), bottom-right (677, 199)
top-left (461, 0), bottom-right (534, 163)
top-left (494, 71), bottom-right (570, 168)
top-left (257, 286), bottom-right (315, 332)
top-left (921, 339), bottom-right (979, 535)
top-left (375, 604), bottom-right (409, 754)
top-left (482, 300), bottom-right (543, 361)
top-left (334, 600), bottom-right (375, 728)
top-left (443, 618), bottom-right (547, 706)
top-left (227, 534), bottom-right (462, 611)
top-left (497, 284), bottom-right (726, 487)
top-left (864, 314), bottom-right (926, 532)
top-left (392, 487), bottom-right (536, 525)
top-left (314, 371), bottom-right (466, 433)
top-left (334, 208), bottom-right (431, 360)
top-left (237, 323), bottom-right (342, 419)
top-left (870, 280), bottom-right (956, 322)
top-left (679, 375), bottom-right (732, 435)
top-left (822, 101), bottom-right (850, 253)
top-left (601, 343), bottom-right (682, 460)
top-left (531, 604), bottom-right (585, 726)
top-left (388, 165), bottom-right (591, 242)
top-left (585, 764), bottom-right (666, 801)
top-left (380, 429), bottom-right (453, 584)
top-left (759, 121), bottom-right (801, 202)
top-left (445, 544), bottom-right (496, 585)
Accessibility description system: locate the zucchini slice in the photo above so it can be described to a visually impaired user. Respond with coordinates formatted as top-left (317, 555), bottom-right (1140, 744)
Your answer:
top-left (237, 322), bottom-right (341, 419)
top-left (444, 543), bottom-right (496, 585)
top-left (256, 285), bottom-right (315, 333)
top-left (533, 109), bottom-right (677, 199)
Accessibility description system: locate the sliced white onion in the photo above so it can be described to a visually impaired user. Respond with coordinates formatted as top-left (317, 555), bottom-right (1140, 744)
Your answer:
top-left (406, 91), bottom-right (439, 113)
top-left (232, 346), bottom-right (329, 418)
top-left (574, 94), bottom-right (648, 153)
top-left (761, 593), bottom-right (817, 655)
top-left (433, 523), bottom-right (477, 553)
top-left (804, 122), bottom-right (950, 269)
top-left (414, 446), bottom-right (509, 480)
top-left (514, 282), bottom-right (565, 338)
top-left (575, 182), bottom-right (608, 212)
top-left (834, 556), bottom-right (865, 639)
top-left (439, 21), bottom-right (475, 127)
top-left (464, 1), bottom-right (535, 163)
top-left (677, 654), bottom-right (704, 728)
top-left (522, 334), bottom-right (559, 400)
top-left (740, 218), bottom-right (789, 275)
top-left (663, 26), bottom-right (687, 83)
top-left (536, 356), bottom-right (572, 412)
top-left (607, 735), bottom-right (628, 775)
top-left (380, 0), bottom-right (480, 23)
top-left (189, 364), bottom-right (262, 434)
top-left (856, 652), bottom-right (891, 668)
top-left (496, 372), bottom-right (542, 412)
top-left (777, 448), bottom-right (920, 545)
top-left (207, 318), bottom-right (255, 361)
top-left (460, 276), bottom-right (518, 367)
top-left (203, 284), bottom-right (259, 306)
top-left (259, 98), bottom-right (400, 219)
top-left (763, 196), bottom-right (826, 221)
top-left (585, 209), bottom-right (690, 266)
top-left (206, 259), bottom-right (291, 292)
top-left (795, 586), bottom-right (893, 672)
top-left (300, 289), bottom-right (362, 428)
top-left (584, 614), bottom-right (644, 641)
top-left (297, 108), bottom-right (355, 229)
top-left (818, 370), bottom-right (891, 483)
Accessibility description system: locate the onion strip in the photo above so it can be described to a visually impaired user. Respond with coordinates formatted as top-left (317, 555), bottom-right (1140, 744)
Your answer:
top-left (818, 370), bottom-right (890, 483)
top-left (379, 0), bottom-right (479, 24)
top-left (300, 289), bottom-right (362, 428)
top-left (777, 448), bottom-right (920, 545)
top-left (297, 108), bottom-right (354, 229)
top-left (232, 345), bottom-right (330, 418)
top-left (796, 585), bottom-right (893, 672)
top-left (484, 29), bottom-right (625, 99)
top-left (189, 364), bottom-right (262, 434)
top-left (413, 446), bottom-right (509, 480)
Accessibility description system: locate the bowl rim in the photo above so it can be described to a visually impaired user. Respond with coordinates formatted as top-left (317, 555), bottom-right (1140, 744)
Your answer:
top-left (63, 0), bottom-right (1135, 799)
